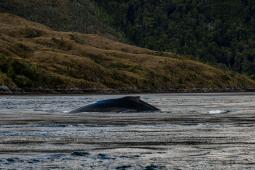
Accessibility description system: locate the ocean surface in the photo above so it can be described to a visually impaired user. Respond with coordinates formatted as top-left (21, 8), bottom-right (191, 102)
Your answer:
top-left (0, 93), bottom-right (254, 170)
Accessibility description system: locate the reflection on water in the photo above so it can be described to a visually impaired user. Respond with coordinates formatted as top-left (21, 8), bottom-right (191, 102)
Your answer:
top-left (0, 93), bottom-right (254, 169)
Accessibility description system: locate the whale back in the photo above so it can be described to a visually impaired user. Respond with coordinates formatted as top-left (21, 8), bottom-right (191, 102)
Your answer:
top-left (70, 96), bottom-right (159, 113)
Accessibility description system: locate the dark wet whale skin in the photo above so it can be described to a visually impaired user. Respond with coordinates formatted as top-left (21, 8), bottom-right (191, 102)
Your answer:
top-left (69, 96), bottom-right (160, 113)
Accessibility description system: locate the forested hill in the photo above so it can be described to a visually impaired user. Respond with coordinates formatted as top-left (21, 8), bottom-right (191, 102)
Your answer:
top-left (0, 0), bottom-right (254, 77)
top-left (0, 13), bottom-right (254, 93)
top-left (95, 0), bottom-right (255, 76)
top-left (0, 0), bottom-right (123, 39)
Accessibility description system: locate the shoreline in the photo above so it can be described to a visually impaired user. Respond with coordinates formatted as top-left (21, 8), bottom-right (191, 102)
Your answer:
top-left (1, 88), bottom-right (255, 95)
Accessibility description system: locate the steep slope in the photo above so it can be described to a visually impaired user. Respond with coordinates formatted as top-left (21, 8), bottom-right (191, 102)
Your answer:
top-left (1, 0), bottom-right (254, 77)
top-left (0, 0), bottom-right (121, 39)
top-left (96, 0), bottom-right (255, 76)
top-left (0, 13), bottom-right (254, 93)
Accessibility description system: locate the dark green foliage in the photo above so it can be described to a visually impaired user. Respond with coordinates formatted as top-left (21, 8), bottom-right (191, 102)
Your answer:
top-left (95, 0), bottom-right (255, 76)
top-left (0, 0), bottom-right (254, 77)
top-left (14, 75), bottom-right (32, 87)
top-left (0, 0), bottom-right (118, 37)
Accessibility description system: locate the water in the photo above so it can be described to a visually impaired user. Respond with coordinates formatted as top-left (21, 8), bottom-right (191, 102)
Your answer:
top-left (0, 93), bottom-right (254, 169)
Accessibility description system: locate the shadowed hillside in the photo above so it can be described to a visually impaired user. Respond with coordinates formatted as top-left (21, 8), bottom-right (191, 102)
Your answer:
top-left (0, 13), bottom-right (254, 93)
top-left (96, 0), bottom-right (255, 76)
top-left (0, 0), bottom-right (122, 39)
top-left (1, 0), bottom-right (254, 77)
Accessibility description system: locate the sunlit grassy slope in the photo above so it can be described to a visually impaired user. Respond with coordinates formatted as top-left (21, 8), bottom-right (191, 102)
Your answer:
top-left (0, 13), bottom-right (254, 93)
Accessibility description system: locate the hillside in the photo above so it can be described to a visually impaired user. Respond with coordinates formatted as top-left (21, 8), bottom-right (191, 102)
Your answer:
top-left (95, 0), bottom-right (255, 76)
top-left (1, 0), bottom-right (254, 77)
top-left (0, 0), bottom-right (122, 39)
top-left (0, 13), bottom-right (255, 93)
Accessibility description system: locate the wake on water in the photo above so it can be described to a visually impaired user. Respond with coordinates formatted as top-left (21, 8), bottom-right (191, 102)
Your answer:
top-left (208, 110), bottom-right (230, 114)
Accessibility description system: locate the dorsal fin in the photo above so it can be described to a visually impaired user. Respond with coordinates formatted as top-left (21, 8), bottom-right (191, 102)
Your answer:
top-left (121, 96), bottom-right (140, 101)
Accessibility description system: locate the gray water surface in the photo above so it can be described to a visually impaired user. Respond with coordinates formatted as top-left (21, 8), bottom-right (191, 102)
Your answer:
top-left (0, 93), bottom-right (254, 169)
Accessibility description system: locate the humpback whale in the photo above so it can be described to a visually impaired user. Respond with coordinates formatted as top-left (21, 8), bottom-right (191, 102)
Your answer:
top-left (70, 96), bottom-right (160, 113)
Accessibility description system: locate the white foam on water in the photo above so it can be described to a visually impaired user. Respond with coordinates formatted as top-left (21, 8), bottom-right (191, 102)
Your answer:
top-left (208, 110), bottom-right (229, 114)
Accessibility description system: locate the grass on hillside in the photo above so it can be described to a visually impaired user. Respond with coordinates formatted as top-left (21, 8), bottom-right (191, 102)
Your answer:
top-left (0, 13), bottom-right (254, 92)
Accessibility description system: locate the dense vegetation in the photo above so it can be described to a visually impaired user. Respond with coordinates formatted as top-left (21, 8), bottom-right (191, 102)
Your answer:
top-left (0, 0), bottom-right (122, 39)
top-left (0, 13), bottom-right (254, 92)
top-left (95, 0), bottom-right (255, 76)
top-left (1, 0), bottom-right (254, 77)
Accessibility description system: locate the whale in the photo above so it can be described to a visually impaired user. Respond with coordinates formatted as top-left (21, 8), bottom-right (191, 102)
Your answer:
top-left (69, 96), bottom-right (160, 113)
